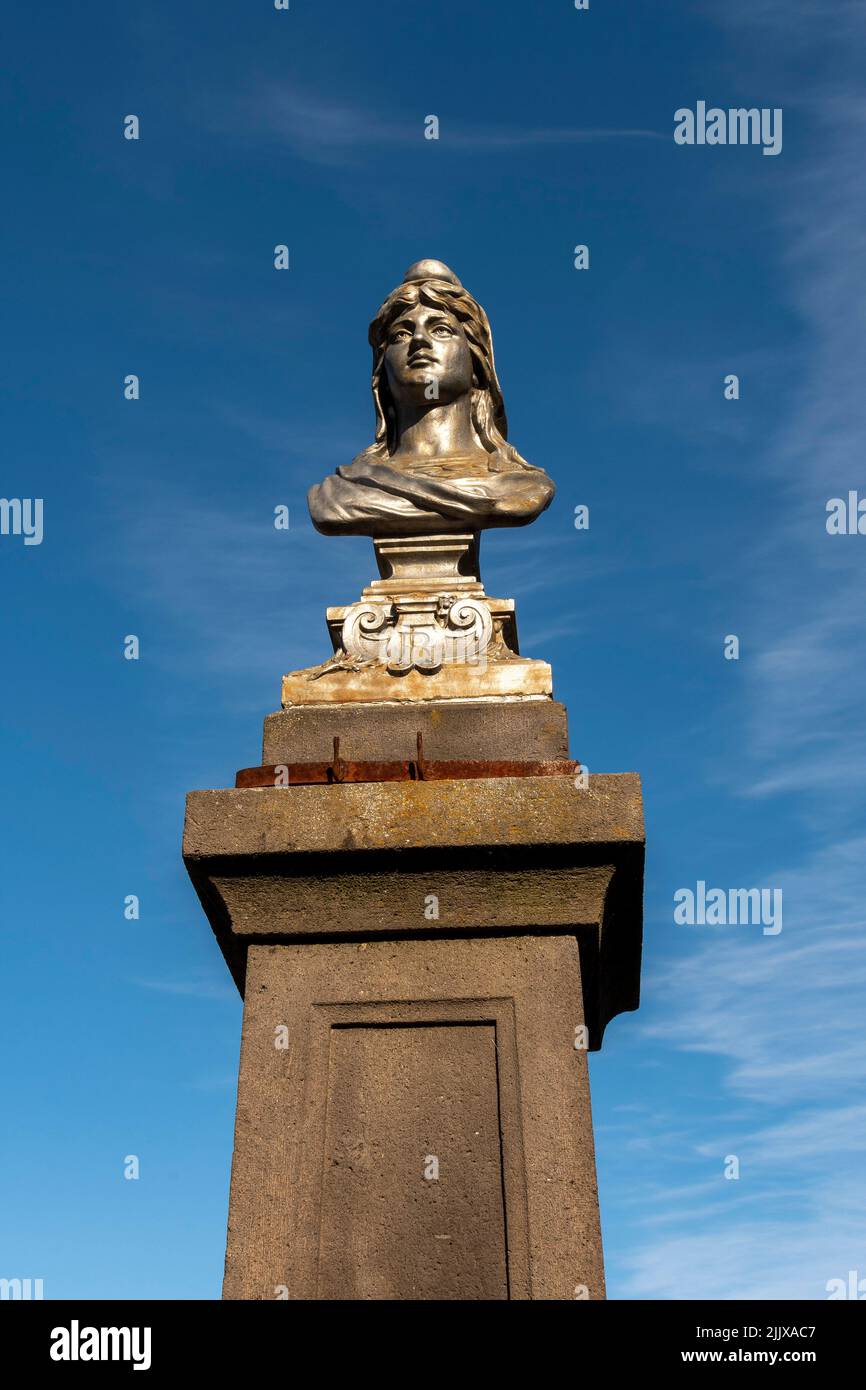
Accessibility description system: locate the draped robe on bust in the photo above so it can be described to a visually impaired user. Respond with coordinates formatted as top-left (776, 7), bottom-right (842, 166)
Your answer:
top-left (308, 454), bottom-right (555, 537)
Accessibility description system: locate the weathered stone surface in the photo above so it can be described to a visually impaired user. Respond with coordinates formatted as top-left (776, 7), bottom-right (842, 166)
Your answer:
top-left (183, 773), bottom-right (644, 1050)
top-left (319, 1022), bottom-right (508, 1298)
top-left (184, 772), bottom-right (643, 858)
top-left (281, 658), bottom-right (552, 706)
top-left (207, 863), bottom-right (612, 937)
top-left (223, 935), bottom-right (605, 1301)
top-left (262, 696), bottom-right (571, 764)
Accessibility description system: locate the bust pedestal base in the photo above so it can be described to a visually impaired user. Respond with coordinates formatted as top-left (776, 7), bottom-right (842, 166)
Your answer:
top-left (281, 532), bottom-right (552, 698)
top-left (281, 658), bottom-right (552, 706)
top-left (183, 695), bottom-right (644, 1300)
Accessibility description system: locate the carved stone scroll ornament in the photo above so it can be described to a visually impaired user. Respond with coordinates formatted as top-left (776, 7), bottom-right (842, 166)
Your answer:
top-left (341, 595), bottom-right (493, 674)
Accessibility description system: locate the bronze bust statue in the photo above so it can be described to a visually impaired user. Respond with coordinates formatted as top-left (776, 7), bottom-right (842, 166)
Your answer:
top-left (308, 259), bottom-right (555, 538)
top-left (294, 260), bottom-right (557, 681)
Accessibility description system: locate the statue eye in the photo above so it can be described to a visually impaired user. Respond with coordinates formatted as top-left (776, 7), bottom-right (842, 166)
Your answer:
top-left (432, 324), bottom-right (454, 337)
top-left (391, 330), bottom-right (411, 343)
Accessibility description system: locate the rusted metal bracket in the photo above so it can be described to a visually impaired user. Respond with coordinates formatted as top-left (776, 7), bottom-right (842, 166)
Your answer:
top-left (236, 732), bottom-right (581, 789)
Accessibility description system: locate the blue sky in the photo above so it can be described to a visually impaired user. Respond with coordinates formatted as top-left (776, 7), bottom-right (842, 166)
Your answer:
top-left (2, 0), bottom-right (865, 1299)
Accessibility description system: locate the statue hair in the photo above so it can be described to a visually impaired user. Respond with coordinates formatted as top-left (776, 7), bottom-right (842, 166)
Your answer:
top-left (356, 278), bottom-right (537, 473)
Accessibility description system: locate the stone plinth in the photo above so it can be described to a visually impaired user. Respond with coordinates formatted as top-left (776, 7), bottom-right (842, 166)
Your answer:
top-left (183, 711), bottom-right (644, 1300)
top-left (281, 657), bottom-right (552, 706)
top-left (263, 697), bottom-right (571, 763)
top-left (280, 531), bottom-right (553, 700)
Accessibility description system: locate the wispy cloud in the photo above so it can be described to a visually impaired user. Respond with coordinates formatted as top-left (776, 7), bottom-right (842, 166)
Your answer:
top-left (133, 970), bottom-right (237, 1002)
top-left (622, 828), bottom-right (866, 1295)
top-left (616, 5), bottom-right (866, 1293)
top-left (224, 85), bottom-right (662, 166)
top-left (740, 585), bottom-right (866, 798)
top-left (720, 4), bottom-right (866, 806)
top-left (644, 837), bottom-right (866, 1103)
top-left (188, 1072), bottom-right (238, 1092)
top-left (94, 473), bottom-right (356, 694)
top-left (620, 1176), bottom-right (866, 1299)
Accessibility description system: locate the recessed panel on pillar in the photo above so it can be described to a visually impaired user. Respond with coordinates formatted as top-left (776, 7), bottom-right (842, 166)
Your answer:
top-left (318, 1022), bottom-right (508, 1300)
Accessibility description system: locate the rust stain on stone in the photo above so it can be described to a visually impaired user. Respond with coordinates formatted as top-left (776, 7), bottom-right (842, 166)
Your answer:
top-left (236, 733), bottom-right (581, 789)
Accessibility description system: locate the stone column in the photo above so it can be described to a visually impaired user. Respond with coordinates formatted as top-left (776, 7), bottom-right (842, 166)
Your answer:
top-left (183, 696), bottom-right (644, 1301)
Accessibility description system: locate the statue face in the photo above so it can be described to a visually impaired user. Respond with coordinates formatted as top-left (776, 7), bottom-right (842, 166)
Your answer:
top-left (383, 303), bottom-right (474, 407)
